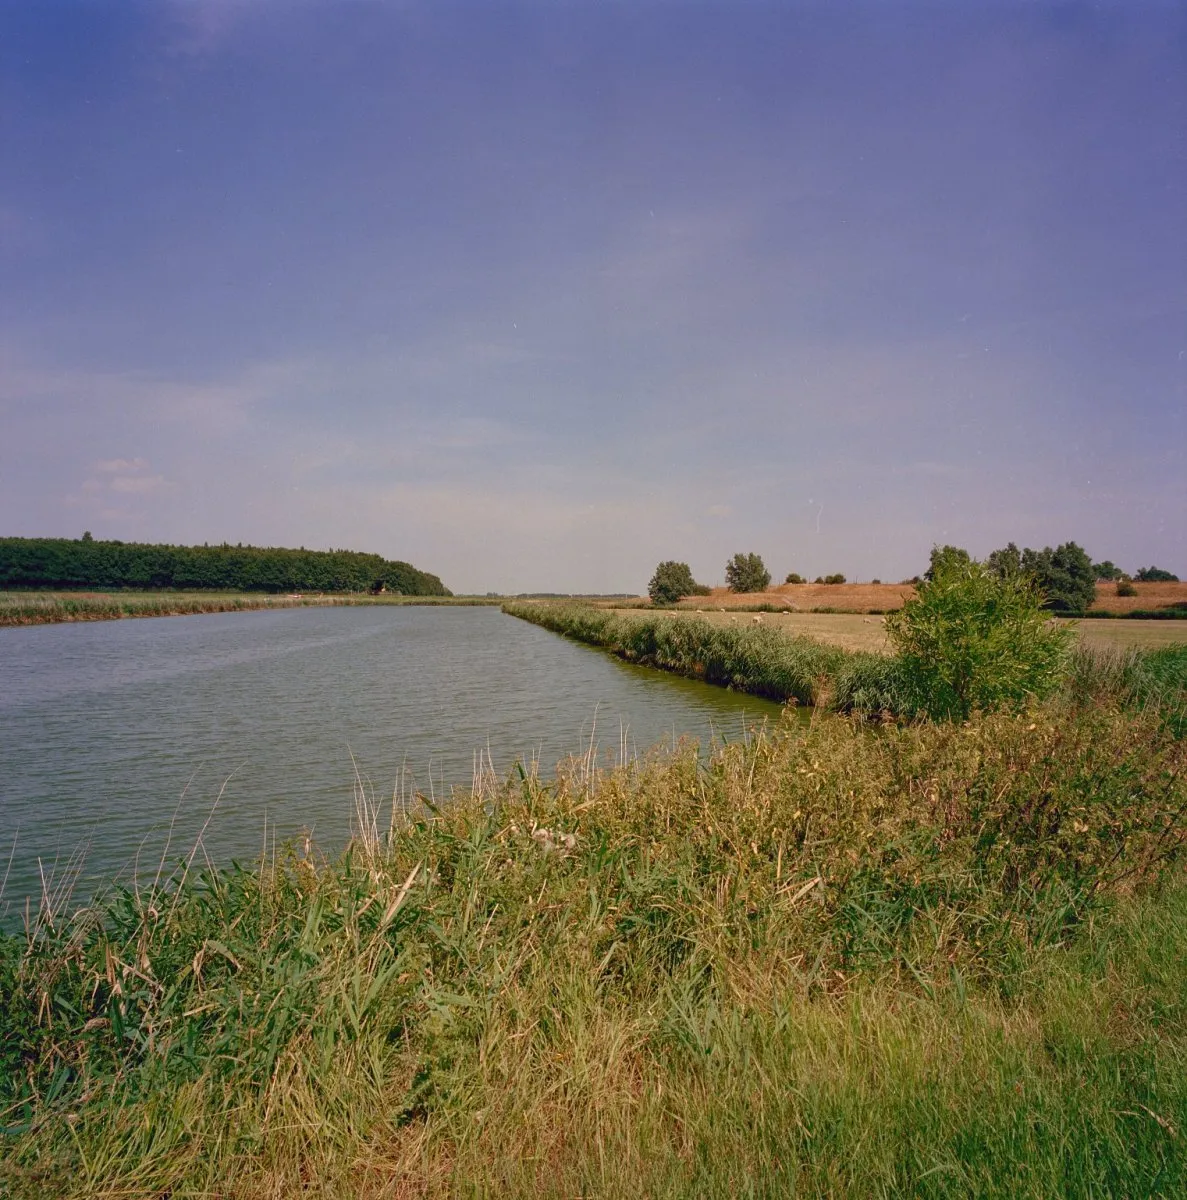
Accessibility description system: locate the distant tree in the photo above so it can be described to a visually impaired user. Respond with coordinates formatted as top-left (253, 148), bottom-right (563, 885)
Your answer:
top-left (1020, 542), bottom-right (1096, 614)
top-left (725, 552), bottom-right (771, 593)
top-left (1092, 560), bottom-right (1124, 581)
top-left (1136, 566), bottom-right (1180, 582)
top-left (987, 542), bottom-right (1023, 580)
top-left (648, 561), bottom-right (698, 605)
top-left (870, 578), bottom-right (881, 585)
top-left (926, 545), bottom-right (972, 581)
top-left (784, 572), bottom-right (805, 585)
top-left (823, 573), bottom-right (846, 585)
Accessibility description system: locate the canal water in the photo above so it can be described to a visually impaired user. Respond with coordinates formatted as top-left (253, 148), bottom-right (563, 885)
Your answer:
top-left (0, 605), bottom-right (784, 916)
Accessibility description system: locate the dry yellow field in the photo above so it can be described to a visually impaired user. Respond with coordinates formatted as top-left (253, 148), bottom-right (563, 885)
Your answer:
top-left (1071, 619), bottom-right (1187, 651)
top-left (612, 608), bottom-right (1187, 655)
top-left (631, 579), bottom-right (1187, 617)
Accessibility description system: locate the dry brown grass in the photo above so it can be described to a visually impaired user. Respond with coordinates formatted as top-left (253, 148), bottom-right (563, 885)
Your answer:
top-left (681, 582), bottom-right (916, 612)
top-left (604, 580), bottom-right (1187, 618)
top-left (1090, 580), bottom-right (1187, 614)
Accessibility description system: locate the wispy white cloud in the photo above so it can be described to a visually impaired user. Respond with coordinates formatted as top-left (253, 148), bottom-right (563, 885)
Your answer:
top-left (110, 473), bottom-right (167, 495)
top-left (95, 457), bottom-right (150, 474)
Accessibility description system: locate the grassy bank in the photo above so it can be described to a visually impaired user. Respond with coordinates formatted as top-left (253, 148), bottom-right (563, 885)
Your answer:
top-left (508, 603), bottom-right (1187, 731)
top-left (504, 601), bottom-right (909, 714)
top-left (0, 592), bottom-right (502, 628)
top-left (1, 699), bottom-right (1185, 1197)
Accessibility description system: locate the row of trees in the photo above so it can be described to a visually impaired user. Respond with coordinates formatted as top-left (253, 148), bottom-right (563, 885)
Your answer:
top-left (648, 553), bottom-right (772, 604)
top-left (0, 536), bottom-right (451, 596)
top-left (650, 541), bottom-right (1179, 611)
top-left (927, 542), bottom-right (1178, 615)
top-left (649, 552), bottom-right (846, 604)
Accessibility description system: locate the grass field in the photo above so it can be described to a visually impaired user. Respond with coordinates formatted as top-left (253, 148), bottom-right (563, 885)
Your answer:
top-left (613, 607), bottom-right (1187, 654)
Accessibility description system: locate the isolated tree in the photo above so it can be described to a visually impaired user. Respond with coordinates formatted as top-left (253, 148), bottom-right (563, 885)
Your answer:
top-left (1136, 566), bottom-right (1179, 582)
top-left (648, 561), bottom-right (698, 605)
top-left (784, 572), bottom-right (805, 585)
top-left (1092, 560), bottom-right (1124, 581)
top-left (725, 552), bottom-right (771, 593)
top-left (886, 555), bottom-right (1073, 722)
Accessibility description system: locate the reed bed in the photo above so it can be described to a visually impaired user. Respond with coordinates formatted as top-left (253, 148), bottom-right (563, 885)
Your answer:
top-left (2, 698), bottom-right (1185, 1197)
top-left (0, 593), bottom-right (502, 627)
top-left (504, 601), bottom-right (910, 715)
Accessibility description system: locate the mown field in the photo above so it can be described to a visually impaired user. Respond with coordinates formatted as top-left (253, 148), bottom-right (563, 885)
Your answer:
top-left (611, 608), bottom-right (1187, 654)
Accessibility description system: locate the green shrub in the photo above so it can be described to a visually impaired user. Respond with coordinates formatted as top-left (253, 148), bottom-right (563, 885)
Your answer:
top-left (1136, 566), bottom-right (1179, 582)
top-left (886, 557), bottom-right (1073, 721)
top-left (1117, 580), bottom-right (1138, 597)
top-left (784, 572), bottom-right (805, 585)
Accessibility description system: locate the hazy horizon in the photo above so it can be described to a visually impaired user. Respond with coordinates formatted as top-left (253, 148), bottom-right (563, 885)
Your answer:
top-left (3, 1), bottom-right (1184, 594)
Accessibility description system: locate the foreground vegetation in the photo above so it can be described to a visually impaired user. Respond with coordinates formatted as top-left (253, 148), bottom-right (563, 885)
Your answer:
top-left (0, 536), bottom-right (450, 595)
top-left (1, 696), bottom-right (1184, 1197)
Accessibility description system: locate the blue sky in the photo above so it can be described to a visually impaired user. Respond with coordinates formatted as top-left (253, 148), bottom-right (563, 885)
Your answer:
top-left (2, 1), bottom-right (1183, 593)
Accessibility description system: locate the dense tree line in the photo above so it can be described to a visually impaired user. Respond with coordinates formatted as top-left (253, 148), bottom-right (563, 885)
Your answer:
top-left (0, 536), bottom-right (451, 595)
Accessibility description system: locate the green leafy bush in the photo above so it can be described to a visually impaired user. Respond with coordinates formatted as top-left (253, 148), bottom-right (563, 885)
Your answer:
top-left (725, 552), bottom-right (771, 593)
top-left (886, 557), bottom-right (1073, 721)
top-left (1136, 566), bottom-right (1180, 582)
top-left (1117, 580), bottom-right (1138, 597)
top-left (648, 561), bottom-right (698, 605)
top-left (784, 572), bottom-right (805, 585)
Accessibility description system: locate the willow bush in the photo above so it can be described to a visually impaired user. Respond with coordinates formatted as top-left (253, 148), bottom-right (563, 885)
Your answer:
top-left (886, 558), bottom-right (1073, 721)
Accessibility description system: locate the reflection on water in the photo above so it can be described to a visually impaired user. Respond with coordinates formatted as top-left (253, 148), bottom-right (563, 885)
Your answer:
top-left (0, 605), bottom-right (785, 913)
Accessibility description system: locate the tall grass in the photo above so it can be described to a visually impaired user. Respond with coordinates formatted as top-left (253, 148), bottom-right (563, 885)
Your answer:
top-left (504, 601), bottom-right (910, 715)
top-left (2, 700), bottom-right (1184, 1196)
top-left (1067, 642), bottom-right (1187, 736)
top-left (0, 592), bottom-right (502, 627)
